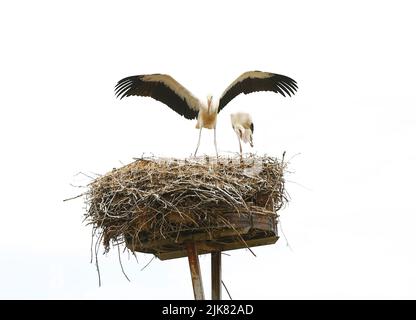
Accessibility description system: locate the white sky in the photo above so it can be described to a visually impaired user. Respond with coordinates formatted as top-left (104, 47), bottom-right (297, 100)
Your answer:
top-left (1, 0), bottom-right (416, 299)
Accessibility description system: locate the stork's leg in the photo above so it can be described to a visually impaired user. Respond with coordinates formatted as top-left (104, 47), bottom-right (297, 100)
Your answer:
top-left (235, 131), bottom-right (243, 160)
top-left (214, 126), bottom-right (218, 159)
top-left (194, 127), bottom-right (203, 157)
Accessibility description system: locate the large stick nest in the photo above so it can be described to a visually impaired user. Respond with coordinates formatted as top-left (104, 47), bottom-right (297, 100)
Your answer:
top-left (85, 155), bottom-right (288, 254)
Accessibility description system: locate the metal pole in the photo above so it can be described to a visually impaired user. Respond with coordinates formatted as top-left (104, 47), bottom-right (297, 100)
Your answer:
top-left (185, 242), bottom-right (205, 300)
top-left (211, 251), bottom-right (222, 300)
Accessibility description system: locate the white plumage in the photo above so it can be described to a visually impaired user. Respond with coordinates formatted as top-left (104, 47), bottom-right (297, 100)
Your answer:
top-left (231, 113), bottom-right (254, 157)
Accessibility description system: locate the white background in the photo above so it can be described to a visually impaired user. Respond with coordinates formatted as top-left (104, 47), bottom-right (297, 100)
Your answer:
top-left (1, 0), bottom-right (415, 299)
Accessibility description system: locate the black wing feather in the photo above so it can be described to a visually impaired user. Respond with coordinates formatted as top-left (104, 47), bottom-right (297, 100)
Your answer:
top-left (218, 72), bottom-right (298, 112)
top-left (115, 75), bottom-right (199, 120)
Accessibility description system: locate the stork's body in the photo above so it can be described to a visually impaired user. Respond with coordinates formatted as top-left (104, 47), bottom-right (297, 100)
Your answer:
top-left (231, 113), bottom-right (254, 158)
top-left (194, 95), bottom-right (218, 156)
top-left (196, 104), bottom-right (217, 129)
top-left (114, 71), bottom-right (298, 157)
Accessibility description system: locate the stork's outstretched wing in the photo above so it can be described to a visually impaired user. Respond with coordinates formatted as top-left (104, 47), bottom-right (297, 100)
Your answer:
top-left (218, 71), bottom-right (298, 112)
top-left (115, 74), bottom-right (201, 120)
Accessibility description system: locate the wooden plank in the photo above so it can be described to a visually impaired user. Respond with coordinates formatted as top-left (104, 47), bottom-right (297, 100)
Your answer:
top-left (219, 236), bottom-right (278, 251)
top-left (127, 227), bottom-right (251, 251)
top-left (157, 236), bottom-right (279, 260)
top-left (252, 215), bottom-right (277, 231)
top-left (124, 211), bottom-right (280, 260)
top-left (157, 244), bottom-right (213, 260)
top-left (211, 252), bottom-right (221, 300)
top-left (185, 242), bottom-right (205, 300)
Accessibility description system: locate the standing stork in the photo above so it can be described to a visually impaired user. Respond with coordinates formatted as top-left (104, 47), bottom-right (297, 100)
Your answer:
top-left (114, 71), bottom-right (297, 157)
top-left (231, 112), bottom-right (254, 159)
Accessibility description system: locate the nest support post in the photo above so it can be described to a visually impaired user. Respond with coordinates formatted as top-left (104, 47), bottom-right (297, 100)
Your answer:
top-left (185, 243), bottom-right (222, 300)
top-left (185, 242), bottom-right (205, 300)
top-left (211, 251), bottom-right (222, 300)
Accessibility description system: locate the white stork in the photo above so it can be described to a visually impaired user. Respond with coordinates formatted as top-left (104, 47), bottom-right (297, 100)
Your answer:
top-left (231, 112), bottom-right (254, 158)
top-left (114, 71), bottom-right (297, 157)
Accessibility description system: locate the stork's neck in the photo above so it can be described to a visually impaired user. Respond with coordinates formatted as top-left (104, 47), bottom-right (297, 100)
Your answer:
top-left (207, 104), bottom-right (218, 115)
top-left (206, 96), bottom-right (217, 114)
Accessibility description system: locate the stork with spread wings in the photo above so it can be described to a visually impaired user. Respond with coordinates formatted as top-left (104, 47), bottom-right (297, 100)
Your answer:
top-left (115, 71), bottom-right (297, 157)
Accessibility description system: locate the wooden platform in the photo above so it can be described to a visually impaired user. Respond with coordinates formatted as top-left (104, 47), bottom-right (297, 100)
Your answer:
top-left (125, 212), bottom-right (278, 260)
